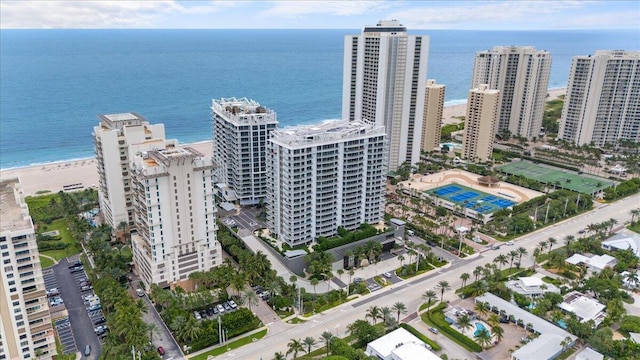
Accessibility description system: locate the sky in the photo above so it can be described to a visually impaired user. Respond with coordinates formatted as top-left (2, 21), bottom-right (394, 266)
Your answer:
top-left (1, 0), bottom-right (639, 30)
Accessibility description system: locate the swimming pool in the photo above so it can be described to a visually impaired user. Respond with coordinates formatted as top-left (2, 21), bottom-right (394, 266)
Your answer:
top-left (474, 322), bottom-right (488, 337)
top-left (557, 319), bottom-right (567, 329)
top-left (440, 142), bottom-right (463, 149)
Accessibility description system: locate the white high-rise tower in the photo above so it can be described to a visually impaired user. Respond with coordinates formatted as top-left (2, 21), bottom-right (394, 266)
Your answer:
top-left (471, 46), bottom-right (551, 139)
top-left (342, 20), bottom-right (429, 172)
top-left (559, 50), bottom-right (640, 146)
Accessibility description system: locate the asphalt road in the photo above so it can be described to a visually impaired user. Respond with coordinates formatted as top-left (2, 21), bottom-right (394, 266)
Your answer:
top-left (220, 194), bottom-right (640, 359)
top-left (138, 285), bottom-right (184, 359)
top-left (53, 258), bottom-right (101, 359)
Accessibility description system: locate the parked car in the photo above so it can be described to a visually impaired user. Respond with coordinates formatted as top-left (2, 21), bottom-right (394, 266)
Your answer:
top-left (223, 302), bottom-right (231, 311)
top-left (84, 345), bottom-right (91, 356)
top-left (68, 261), bottom-right (81, 269)
top-left (354, 277), bottom-right (364, 283)
top-left (81, 285), bottom-right (93, 292)
top-left (194, 311), bottom-right (202, 320)
top-left (87, 304), bottom-right (102, 311)
top-left (136, 288), bottom-right (145, 297)
top-left (206, 308), bottom-right (214, 316)
top-left (429, 327), bottom-right (439, 334)
top-left (70, 265), bottom-right (84, 273)
top-left (94, 325), bottom-right (108, 334)
top-left (216, 304), bottom-right (225, 313)
top-left (228, 300), bottom-right (237, 309)
top-left (157, 346), bottom-right (165, 355)
top-left (46, 288), bottom-right (60, 297)
top-left (83, 294), bottom-right (99, 302)
top-left (93, 317), bottom-right (106, 325)
top-left (506, 241), bottom-right (514, 246)
top-left (49, 297), bottom-right (64, 306)
top-left (383, 272), bottom-right (392, 278)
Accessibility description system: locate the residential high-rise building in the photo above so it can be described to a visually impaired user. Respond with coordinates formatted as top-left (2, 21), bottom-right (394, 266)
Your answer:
top-left (462, 85), bottom-right (500, 163)
top-left (0, 178), bottom-right (56, 360)
top-left (471, 46), bottom-right (551, 139)
top-left (266, 120), bottom-right (387, 246)
top-left (559, 50), bottom-right (640, 146)
top-left (212, 97), bottom-right (278, 205)
top-left (130, 144), bottom-right (220, 288)
top-left (421, 79), bottom-right (445, 152)
top-left (94, 113), bottom-right (166, 229)
top-left (342, 19), bottom-right (429, 172)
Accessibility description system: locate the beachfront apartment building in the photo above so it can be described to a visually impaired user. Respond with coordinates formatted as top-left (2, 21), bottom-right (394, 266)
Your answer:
top-left (421, 79), bottom-right (445, 152)
top-left (129, 144), bottom-right (221, 289)
top-left (93, 113), bottom-right (166, 230)
top-left (0, 178), bottom-right (56, 360)
top-left (558, 50), bottom-right (640, 146)
top-left (211, 97), bottom-right (278, 205)
top-left (342, 19), bottom-right (429, 172)
top-left (462, 85), bottom-right (500, 163)
top-left (471, 46), bottom-right (551, 139)
top-left (266, 120), bottom-right (387, 246)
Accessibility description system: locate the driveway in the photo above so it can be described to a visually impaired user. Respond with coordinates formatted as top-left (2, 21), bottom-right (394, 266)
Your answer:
top-left (136, 281), bottom-right (184, 359)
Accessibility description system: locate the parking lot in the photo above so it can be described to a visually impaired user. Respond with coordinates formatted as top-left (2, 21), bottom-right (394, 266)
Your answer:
top-left (46, 257), bottom-right (103, 359)
top-left (228, 206), bottom-right (267, 232)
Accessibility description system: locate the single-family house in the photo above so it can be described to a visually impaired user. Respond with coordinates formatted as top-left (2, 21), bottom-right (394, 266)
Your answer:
top-left (558, 291), bottom-right (606, 326)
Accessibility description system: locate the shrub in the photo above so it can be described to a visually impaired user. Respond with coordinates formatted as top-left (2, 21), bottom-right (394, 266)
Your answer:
top-left (422, 303), bottom-right (482, 352)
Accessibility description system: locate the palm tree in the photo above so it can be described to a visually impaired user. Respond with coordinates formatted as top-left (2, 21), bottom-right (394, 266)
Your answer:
top-left (526, 323), bottom-right (534, 335)
top-left (631, 208), bottom-right (640, 224)
top-left (366, 306), bottom-right (381, 324)
top-left (380, 306), bottom-right (393, 324)
top-left (474, 301), bottom-right (490, 320)
top-left (473, 266), bottom-right (483, 282)
top-left (547, 237), bottom-right (557, 253)
top-left (436, 280), bottom-right (451, 303)
top-left (494, 254), bottom-right (508, 270)
top-left (538, 240), bottom-right (548, 254)
top-left (242, 288), bottom-right (259, 312)
top-left (608, 218), bottom-right (618, 234)
top-left (532, 248), bottom-right (541, 270)
top-left (337, 269), bottom-right (344, 282)
top-left (517, 247), bottom-right (528, 264)
top-left (456, 314), bottom-right (473, 333)
top-left (487, 313), bottom-right (500, 327)
top-left (422, 290), bottom-right (437, 313)
top-left (392, 302), bottom-right (407, 322)
top-left (287, 338), bottom-right (304, 359)
top-left (231, 273), bottom-right (247, 297)
top-left (397, 254), bottom-right (405, 267)
top-left (475, 328), bottom-right (492, 348)
top-left (460, 272), bottom-right (470, 289)
top-left (272, 352), bottom-right (286, 360)
top-left (508, 250), bottom-right (519, 274)
top-left (491, 324), bottom-right (504, 343)
top-left (310, 278), bottom-right (319, 294)
top-left (302, 336), bottom-right (316, 354)
top-left (320, 331), bottom-right (334, 354)
top-left (564, 235), bottom-right (575, 256)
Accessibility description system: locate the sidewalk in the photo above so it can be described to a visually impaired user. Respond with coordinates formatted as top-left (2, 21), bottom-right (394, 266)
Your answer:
top-left (186, 326), bottom-right (268, 359)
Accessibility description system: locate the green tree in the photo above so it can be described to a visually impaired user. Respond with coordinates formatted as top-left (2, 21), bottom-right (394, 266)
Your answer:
top-left (422, 290), bottom-right (437, 313)
top-left (366, 306), bottom-right (381, 324)
top-left (475, 328), bottom-right (492, 348)
top-left (287, 338), bottom-right (304, 359)
top-left (242, 288), bottom-right (259, 312)
top-left (460, 272), bottom-right (470, 288)
top-left (436, 280), bottom-right (451, 303)
top-left (302, 336), bottom-right (316, 354)
top-left (392, 302), bottom-right (407, 322)
top-left (456, 314), bottom-right (473, 333)
top-left (320, 331), bottom-right (334, 354)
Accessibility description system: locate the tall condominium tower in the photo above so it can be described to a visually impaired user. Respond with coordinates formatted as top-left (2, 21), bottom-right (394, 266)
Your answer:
top-left (130, 143), bottom-right (221, 288)
top-left (471, 46), bottom-right (551, 139)
top-left (462, 85), bottom-right (500, 163)
top-left (421, 79), bottom-right (445, 152)
top-left (0, 178), bottom-right (56, 360)
top-left (266, 120), bottom-right (387, 246)
top-left (559, 50), bottom-right (640, 146)
top-left (212, 97), bottom-right (278, 205)
top-left (94, 113), bottom-right (166, 229)
top-left (342, 20), bottom-right (429, 172)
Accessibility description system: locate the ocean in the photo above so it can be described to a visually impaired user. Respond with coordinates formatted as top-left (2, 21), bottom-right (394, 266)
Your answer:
top-left (1, 29), bottom-right (638, 169)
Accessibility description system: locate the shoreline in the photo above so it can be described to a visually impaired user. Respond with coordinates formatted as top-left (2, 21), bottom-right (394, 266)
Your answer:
top-left (0, 88), bottom-right (566, 197)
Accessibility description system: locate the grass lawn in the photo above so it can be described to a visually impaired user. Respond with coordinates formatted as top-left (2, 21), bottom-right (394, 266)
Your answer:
top-left (39, 219), bottom-right (82, 261)
top-left (189, 329), bottom-right (267, 360)
top-left (39, 255), bottom-right (55, 269)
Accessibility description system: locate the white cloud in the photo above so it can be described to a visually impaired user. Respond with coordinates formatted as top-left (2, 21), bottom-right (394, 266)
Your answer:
top-left (260, 0), bottom-right (389, 17)
top-left (0, 0), bottom-right (233, 29)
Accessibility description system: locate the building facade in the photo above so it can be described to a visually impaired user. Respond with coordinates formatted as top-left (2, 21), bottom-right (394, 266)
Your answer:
top-left (462, 85), bottom-right (500, 163)
top-left (342, 20), bottom-right (429, 172)
top-left (93, 113), bottom-right (166, 229)
top-left (212, 97), bottom-right (278, 205)
top-left (421, 79), bottom-right (445, 152)
top-left (0, 178), bottom-right (56, 360)
top-left (130, 144), bottom-right (221, 288)
top-left (471, 46), bottom-right (551, 139)
top-left (266, 120), bottom-right (387, 246)
top-left (558, 50), bottom-right (640, 146)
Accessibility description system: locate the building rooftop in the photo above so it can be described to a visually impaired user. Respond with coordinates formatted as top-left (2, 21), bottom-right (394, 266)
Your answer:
top-left (520, 277), bottom-right (544, 287)
top-left (212, 97), bottom-right (277, 125)
top-left (0, 177), bottom-right (31, 231)
top-left (270, 119), bottom-right (385, 148)
top-left (511, 333), bottom-right (568, 360)
top-left (575, 347), bottom-right (604, 360)
top-left (602, 232), bottom-right (640, 257)
top-left (391, 342), bottom-right (440, 360)
top-left (98, 112), bottom-right (147, 129)
top-left (629, 332), bottom-right (640, 343)
top-left (566, 253), bottom-right (617, 271)
top-left (558, 291), bottom-right (606, 324)
top-left (366, 328), bottom-right (434, 360)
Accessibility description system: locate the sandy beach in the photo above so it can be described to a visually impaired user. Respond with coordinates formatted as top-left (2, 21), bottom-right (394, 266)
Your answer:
top-left (0, 88), bottom-right (566, 197)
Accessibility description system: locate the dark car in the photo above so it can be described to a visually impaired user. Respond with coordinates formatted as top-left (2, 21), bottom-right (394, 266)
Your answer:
top-left (93, 317), bottom-right (106, 325)
top-left (213, 306), bottom-right (219, 315)
top-left (68, 261), bottom-right (81, 269)
top-left (157, 346), bottom-right (165, 355)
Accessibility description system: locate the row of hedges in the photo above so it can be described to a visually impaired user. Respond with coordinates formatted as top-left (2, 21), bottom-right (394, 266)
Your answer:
top-left (188, 308), bottom-right (262, 352)
top-left (422, 303), bottom-right (483, 352)
top-left (398, 323), bottom-right (441, 351)
top-left (36, 241), bottom-right (69, 251)
top-left (313, 224), bottom-right (379, 251)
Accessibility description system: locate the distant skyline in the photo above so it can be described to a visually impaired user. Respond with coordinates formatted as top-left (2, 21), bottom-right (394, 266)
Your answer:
top-left (1, 0), bottom-right (639, 30)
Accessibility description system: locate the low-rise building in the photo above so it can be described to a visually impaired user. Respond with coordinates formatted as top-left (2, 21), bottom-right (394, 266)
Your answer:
top-left (365, 328), bottom-right (439, 360)
top-left (602, 232), bottom-right (640, 257)
top-left (506, 276), bottom-right (560, 297)
top-left (558, 291), bottom-right (606, 326)
top-left (575, 347), bottom-right (604, 360)
top-left (565, 253), bottom-right (617, 274)
top-left (476, 293), bottom-right (576, 360)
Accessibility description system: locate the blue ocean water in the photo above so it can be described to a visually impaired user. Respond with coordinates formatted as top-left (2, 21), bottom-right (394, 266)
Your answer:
top-left (1, 29), bottom-right (638, 169)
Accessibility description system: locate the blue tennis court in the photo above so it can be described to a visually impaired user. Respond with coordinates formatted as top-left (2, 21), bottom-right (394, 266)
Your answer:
top-left (426, 184), bottom-right (516, 214)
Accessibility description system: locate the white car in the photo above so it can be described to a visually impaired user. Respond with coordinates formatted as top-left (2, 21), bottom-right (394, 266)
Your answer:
top-left (506, 241), bottom-right (514, 245)
top-left (49, 297), bottom-right (64, 306)
top-left (228, 300), bottom-right (237, 309)
top-left (216, 304), bottom-right (225, 313)
top-left (136, 289), bottom-right (145, 297)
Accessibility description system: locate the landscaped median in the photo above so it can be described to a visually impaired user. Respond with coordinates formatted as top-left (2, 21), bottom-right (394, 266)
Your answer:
top-left (421, 303), bottom-right (482, 352)
top-left (188, 328), bottom-right (268, 359)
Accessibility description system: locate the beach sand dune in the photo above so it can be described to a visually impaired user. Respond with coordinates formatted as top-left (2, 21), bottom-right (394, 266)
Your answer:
top-left (0, 90), bottom-right (565, 197)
